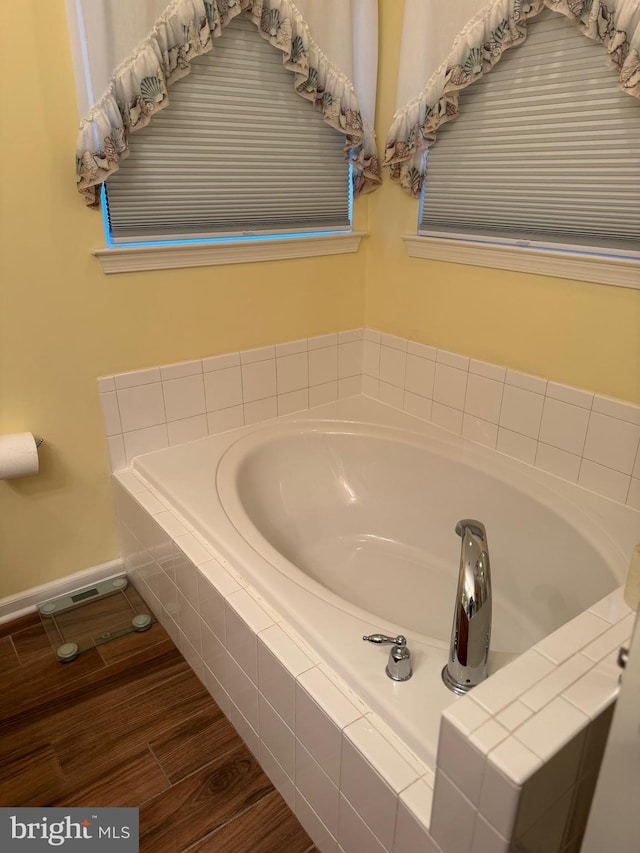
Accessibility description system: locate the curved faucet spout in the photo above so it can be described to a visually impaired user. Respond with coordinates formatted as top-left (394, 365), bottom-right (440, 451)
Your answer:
top-left (442, 519), bottom-right (492, 695)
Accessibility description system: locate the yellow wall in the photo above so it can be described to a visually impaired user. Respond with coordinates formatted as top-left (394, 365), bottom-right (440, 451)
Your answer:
top-left (368, 0), bottom-right (640, 403)
top-left (0, 1), bottom-right (638, 600)
top-left (0, 1), bottom-right (366, 599)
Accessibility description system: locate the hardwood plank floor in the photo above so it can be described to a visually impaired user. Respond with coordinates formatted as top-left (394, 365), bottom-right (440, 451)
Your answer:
top-left (0, 609), bottom-right (317, 852)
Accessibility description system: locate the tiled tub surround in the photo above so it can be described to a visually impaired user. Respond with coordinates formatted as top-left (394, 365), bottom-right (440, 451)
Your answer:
top-left (99, 329), bottom-right (640, 512)
top-left (114, 467), bottom-right (636, 853)
top-left (102, 331), bottom-right (640, 852)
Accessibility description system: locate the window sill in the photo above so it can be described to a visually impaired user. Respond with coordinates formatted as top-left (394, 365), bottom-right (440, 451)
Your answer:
top-left (94, 231), bottom-right (366, 274)
top-left (403, 235), bottom-right (640, 291)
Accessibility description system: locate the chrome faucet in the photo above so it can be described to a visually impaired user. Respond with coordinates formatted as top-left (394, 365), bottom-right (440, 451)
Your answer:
top-left (442, 520), bottom-right (492, 695)
top-left (363, 634), bottom-right (413, 681)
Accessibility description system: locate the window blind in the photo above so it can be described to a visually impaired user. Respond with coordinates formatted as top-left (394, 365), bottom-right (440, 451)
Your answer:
top-left (105, 15), bottom-right (350, 243)
top-left (419, 10), bottom-right (640, 254)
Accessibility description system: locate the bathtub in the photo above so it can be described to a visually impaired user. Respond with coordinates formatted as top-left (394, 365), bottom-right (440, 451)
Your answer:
top-left (129, 396), bottom-right (636, 767)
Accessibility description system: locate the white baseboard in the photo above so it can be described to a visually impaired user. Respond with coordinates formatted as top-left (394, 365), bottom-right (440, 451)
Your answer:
top-left (0, 559), bottom-right (125, 625)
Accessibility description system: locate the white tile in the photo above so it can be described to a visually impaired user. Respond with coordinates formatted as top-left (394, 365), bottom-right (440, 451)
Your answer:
top-left (469, 719), bottom-right (509, 756)
top-left (433, 364), bottom-right (468, 410)
top-left (578, 459), bottom-right (631, 503)
top-left (437, 349), bottom-right (469, 370)
top-left (583, 412), bottom-right (640, 474)
top-left (505, 370), bottom-right (546, 395)
top-left (338, 328), bottom-right (364, 343)
top-left (100, 392), bottom-right (122, 436)
top-left (338, 794), bottom-right (387, 853)
top-left (380, 333), bottom-right (407, 351)
top-left (362, 375), bottom-right (380, 399)
top-left (338, 340), bottom-right (363, 379)
top-left (495, 701), bottom-right (533, 732)
top-left (379, 346), bottom-right (407, 388)
top-left (160, 360), bottom-right (202, 381)
top-left (539, 398), bottom-right (589, 455)
top-left (432, 402), bottom-right (463, 434)
top-left (627, 476), bottom-right (640, 509)
top-left (534, 610), bottom-right (610, 664)
top-left (259, 694), bottom-right (295, 779)
top-left (199, 557), bottom-right (243, 596)
top-left (123, 425), bottom-right (168, 462)
top-left (499, 386), bottom-right (544, 439)
top-left (338, 376), bottom-right (362, 399)
top-left (519, 653), bottom-right (593, 712)
top-left (244, 396), bottom-right (277, 424)
top-left (117, 383), bottom-right (166, 432)
top-left (296, 682), bottom-right (346, 786)
top-left (364, 329), bottom-right (382, 343)
top-left (464, 374), bottom-right (504, 424)
top-left (240, 344), bottom-right (275, 364)
top-left (197, 575), bottom-right (226, 643)
top-left (229, 701), bottom-right (259, 758)
top-left (546, 382), bottom-right (593, 410)
top-left (227, 588), bottom-right (273, 634)
top-left (405, 354), bottom-right (436, 398)
top-left (469, 650), bottom-right (555, 715)
top-left (204, 366), bottom-right (243, 411)
top-left (363, 340), bottom-right (381, 378)
top-left (259, 624), bottom-right (314, 677)
top-left (588, 586), bottom-right (632, 625)
top-left (225, 591), bottom-right (273, 682)
top-left (295, 792), bottom-right (338, 853)
top-left (309, 346), bottom-right (338, 386)
top-left (343, 716), bottom-right (419, 794)
top-left (430, 771), bottom-right (478, 853)
top-left (471, 815), bottom-right (510, 853)
top-left (276, 338), bottom-right (307, 356)
top-left (98, 376), bottom-right (115, 393)
top-left (297, 667), bottom-right (361, 730)
top-left (592, 395), bottom-right (640, 425)
top-left (437, 716), bottom-right (486, 805)
top-left (258, 644), bottom-right (303, 730)
top-left (514, 697), bottom-right (588, 761)
top-left (227, 655), bottom-right (259, 731)
top-left (340, 733), bottom-right (398, 851)
top-left (479, 757), bottom-right (524, 837)
top-left (207, 405), bottom-right (244, 434)
top-left (581, 612), bottom-right (635, 662)
top-left (408, 340), bottom-right (437, 360)
top-left (276, 352), bottom-right (308, 394)
top-left (114, 368), bottom-right (162, 389)
top-left (469, 359), bottom-right (506, 382)
top-left (202, 352), bottom-right (240, 372)
top-left (133, 489), bottom-right (165, 515)
top-left (242, 359), bottom-right (276, 403)
top-left (278, 389), bottom-right (308, 416)
top-left (296, 741), bottom-right (340, 836)
top-left (403, 392), bottom-right (433, 422)
top-left (309, 381), bottom-right (338, 408)
top-left (162, 375), bottom-right (206, 422)
top-left (487, 735), bottom-right (543, 787)
top-left (178, 595), bottom-right (201, 653)
top-left (394, 793), bottom-right (438, 853)
top-left (174, 533), bottom-right (211, 566)
top-left (535, 442), bottom-right (581, 482)
top-left (379, 381), bottom-right (404, 408)
top-left (462, 415), bottom-right (498, 449)
top-left (260, 744), bottom-right (296, 811)
top-left (496, 428), bottom-right (537, 465)
top-left (515, 787), bottom-right (574, 853)
top-left (563, 651), bottom-right (620, 719)
top-left (308, 333), bottom-right (338, 350)
top-left (442, 695), bottom-right (491, 736)
top-left (167, 415), bottom-right (208, 446)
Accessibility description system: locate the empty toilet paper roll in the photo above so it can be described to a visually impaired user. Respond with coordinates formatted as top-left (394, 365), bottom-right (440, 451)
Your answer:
top-left (623, 545), bottom-right (640, 611)
top-left (0, 432), bottom-right (40, 479)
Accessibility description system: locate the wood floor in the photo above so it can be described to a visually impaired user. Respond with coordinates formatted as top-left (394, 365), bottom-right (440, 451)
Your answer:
top-left (0, 608), bottom-right (317, 852)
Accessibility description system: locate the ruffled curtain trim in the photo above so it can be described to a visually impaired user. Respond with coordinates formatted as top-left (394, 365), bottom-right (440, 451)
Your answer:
top-left (76, 0), bottom-right (381, 208)
top-left (385, 0), bottom-right (640, 198)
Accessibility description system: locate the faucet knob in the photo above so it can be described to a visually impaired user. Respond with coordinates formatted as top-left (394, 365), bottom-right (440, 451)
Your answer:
top-left (363, 634), bottom-right (413, 682)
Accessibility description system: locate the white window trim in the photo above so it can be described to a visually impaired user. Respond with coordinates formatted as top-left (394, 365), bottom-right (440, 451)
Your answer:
top-left (403, 235), bottom-right (640, 291)
top-left (94, 231), bottom-right (365, 274)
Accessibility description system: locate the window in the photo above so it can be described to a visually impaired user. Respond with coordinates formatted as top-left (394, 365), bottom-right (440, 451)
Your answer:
top-left (410, 10), bottom-right (640, 288)
top-left (97, 15), bottom-right (358, 270)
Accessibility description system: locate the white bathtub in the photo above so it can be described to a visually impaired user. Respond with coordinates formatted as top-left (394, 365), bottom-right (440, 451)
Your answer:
top-left (131, 397), bottom-right (635, 765)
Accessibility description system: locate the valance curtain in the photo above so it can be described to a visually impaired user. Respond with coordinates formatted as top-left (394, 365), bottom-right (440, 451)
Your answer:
top-left (385, 0), bottom-right (640, 197)
top-left (66, 0), bottom-right (380, 207)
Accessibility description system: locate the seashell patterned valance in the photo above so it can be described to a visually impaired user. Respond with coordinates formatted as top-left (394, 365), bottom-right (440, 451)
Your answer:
top-left (70, 0), bottom-right (381, 208)
top-left (386, 0), bottom-right (640, 198)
